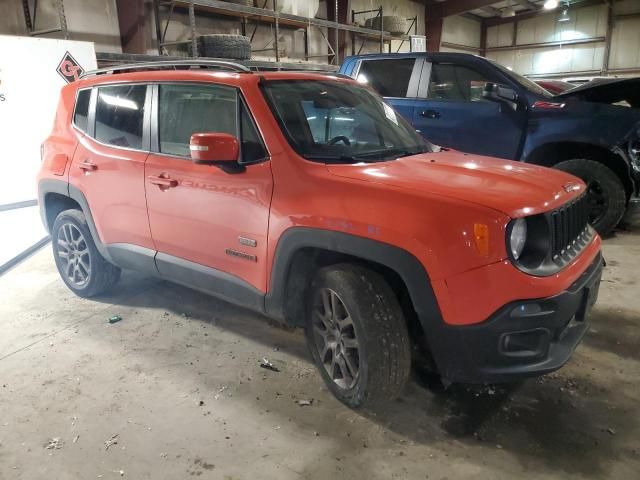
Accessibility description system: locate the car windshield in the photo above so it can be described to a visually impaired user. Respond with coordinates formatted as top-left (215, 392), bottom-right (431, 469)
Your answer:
top-left (261, 80), bottom-right (431, 163)
top-left (488, 59), bottom-right (552, 98)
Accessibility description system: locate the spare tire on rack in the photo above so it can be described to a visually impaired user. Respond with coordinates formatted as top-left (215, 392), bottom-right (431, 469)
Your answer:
top-left (368, 15), bottom-right (407, 35)
top-left (194, 34), bottom-right (251, 60)
top-left (226, 0), bottom-right (254, 6)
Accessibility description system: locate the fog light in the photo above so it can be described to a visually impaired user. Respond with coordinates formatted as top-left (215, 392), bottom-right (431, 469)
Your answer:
top-left (501, 329), bottom-right (549, 357)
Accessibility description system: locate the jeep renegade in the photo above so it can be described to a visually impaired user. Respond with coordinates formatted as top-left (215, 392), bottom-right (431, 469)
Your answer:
top-left (37, 61), bottom-right (603, 408)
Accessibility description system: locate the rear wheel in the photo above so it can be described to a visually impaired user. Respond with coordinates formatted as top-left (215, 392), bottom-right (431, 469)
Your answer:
top-left (305, 264), bottom-right (411, 408)
top-left (52, 209), bottom-right (120, 297)
top-left (554, 159), bottom-right (626, 235)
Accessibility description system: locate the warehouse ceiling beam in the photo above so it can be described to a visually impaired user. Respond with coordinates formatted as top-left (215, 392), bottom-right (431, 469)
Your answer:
top-left (513, 0), bottom-right (540, 11)
top-left (425, 0), bottom-right (512, 17)
top-left (481, 6), bottom-right (503, 16)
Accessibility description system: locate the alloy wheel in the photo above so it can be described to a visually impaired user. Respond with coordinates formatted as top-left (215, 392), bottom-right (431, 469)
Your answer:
top-left (56, 222), bottom-right (91, 288)
top-left (311, 288), bottom-right (360, 390)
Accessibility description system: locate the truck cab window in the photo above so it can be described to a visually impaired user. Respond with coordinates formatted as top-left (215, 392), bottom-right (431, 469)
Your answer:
top-left (357, 58), bottom-right (416, 98)
top-left (427, 64), bottom-right (493, 102)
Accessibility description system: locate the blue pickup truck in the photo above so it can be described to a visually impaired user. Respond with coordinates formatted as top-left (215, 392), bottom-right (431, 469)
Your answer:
top-left (339, 52), bottom-right (640, 234)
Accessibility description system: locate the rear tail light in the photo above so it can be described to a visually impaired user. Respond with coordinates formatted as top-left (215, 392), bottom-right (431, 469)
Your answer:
top-left (532, 101), bottom-right (565, 110)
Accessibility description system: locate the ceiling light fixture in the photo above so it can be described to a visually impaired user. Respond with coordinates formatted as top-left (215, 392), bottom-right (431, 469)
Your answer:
top-left (543, 0), bottom-right (559, 9)
top-left (558, 7), bottom-right (571, 22)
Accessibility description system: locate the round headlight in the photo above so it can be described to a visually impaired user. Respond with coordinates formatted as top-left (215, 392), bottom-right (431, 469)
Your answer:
top-left (509, 218), bottom-right (527, 260)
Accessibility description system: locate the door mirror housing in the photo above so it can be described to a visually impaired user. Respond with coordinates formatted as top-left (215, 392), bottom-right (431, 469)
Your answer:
top-left (483, 83), bottom-right (518, 109)
top-left (190, 132), bottom-right (240, 165)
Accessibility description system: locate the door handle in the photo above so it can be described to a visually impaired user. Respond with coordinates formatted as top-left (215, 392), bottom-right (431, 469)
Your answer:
top-left (78, 160), bottom-right (97, 171)
top-left (148, 174), bottom-right (178, 188)
top-left (420, 109), bottom-right (441, 119)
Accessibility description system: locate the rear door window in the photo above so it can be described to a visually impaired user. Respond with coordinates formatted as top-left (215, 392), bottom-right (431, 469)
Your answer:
top-left (356, 58), bottom-right (416, 98)
top-left (95, 85), bottom-right (147, 149)
top-left (73, 89), bottom-right (91, 132)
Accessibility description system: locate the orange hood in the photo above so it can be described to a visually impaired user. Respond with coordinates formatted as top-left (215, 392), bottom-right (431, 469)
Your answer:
top-left (327, 150), bottom-right (585, 218)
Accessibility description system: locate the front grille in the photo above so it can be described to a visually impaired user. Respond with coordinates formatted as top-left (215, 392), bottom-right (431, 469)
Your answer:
top-left (549, 193), bottom-right (590, 260)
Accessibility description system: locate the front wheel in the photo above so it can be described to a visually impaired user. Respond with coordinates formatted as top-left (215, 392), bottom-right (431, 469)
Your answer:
top-left (305, 264), bottom-right (411, 409)
top-left (52, 209), bottom-right (121, 297)
top-left (554, 159), bottom-right (626, 235)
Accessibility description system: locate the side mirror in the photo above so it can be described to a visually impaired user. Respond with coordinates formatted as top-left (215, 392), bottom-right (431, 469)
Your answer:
top-left (483, 83), bottom-right (518, 109)
top-left (190, 132), bottom-right (240, 165)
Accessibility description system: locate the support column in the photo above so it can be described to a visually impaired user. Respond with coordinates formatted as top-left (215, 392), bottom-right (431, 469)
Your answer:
top-left (327, 0), bottom-right (350, 64)
top-left (426, 5), bottom-right (444, 52)
top-left (116, 0), bottom-right (147, 54)
top-left (480, 20), bottom-right (487, 56)
top-left (602, 0), bottom-right (614, 75)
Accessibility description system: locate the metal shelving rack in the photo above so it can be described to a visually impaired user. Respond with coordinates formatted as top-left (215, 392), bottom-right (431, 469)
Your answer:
top-left (95, 51), bottom-right (339, 72)
top-left (152, 0), bottom-right (411, 66)
top-left (22, 0), bottom-right (69, 39)
top-left (350, 7), bottom-right (418, 56)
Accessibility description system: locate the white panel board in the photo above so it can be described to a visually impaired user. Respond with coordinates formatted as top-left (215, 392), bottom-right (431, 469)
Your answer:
top-left (0, 35), bottom-right (97, 205)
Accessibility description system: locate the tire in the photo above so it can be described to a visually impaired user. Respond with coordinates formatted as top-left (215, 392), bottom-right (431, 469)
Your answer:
top-left (226, 0), bottom-right (253, 5)
top-left (51, 209), bottom-right (121, 298)
top-left (369, 15), bottom-right (407, 35)
top-left (196, 34), bottom-right (251, 60)
top-left (554, 159), bottom-right (626, 235)
top-left (305, 264), bottom-right (411, 409)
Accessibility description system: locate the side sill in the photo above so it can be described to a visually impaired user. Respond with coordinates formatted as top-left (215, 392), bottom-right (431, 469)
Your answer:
top-left (155, 252), bottom-right (265, 314)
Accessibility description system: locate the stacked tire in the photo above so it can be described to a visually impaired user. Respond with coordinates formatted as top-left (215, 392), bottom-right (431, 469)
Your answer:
top-left (226, 0), bottom-right (253, 5)
top-left (191, 34), bottom-right (251, 60)
top-left (365, 15), bottom-right (406, 35)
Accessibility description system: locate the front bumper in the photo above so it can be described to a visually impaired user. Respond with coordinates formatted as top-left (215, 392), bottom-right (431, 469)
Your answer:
top-left (430, 252), bottom-right (603, 384)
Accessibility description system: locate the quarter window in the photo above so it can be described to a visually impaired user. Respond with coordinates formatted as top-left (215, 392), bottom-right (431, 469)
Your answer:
top-left (158, 83), bottom-right (237, 157)
top-left (239, 100), bottom-right (268, 164)
top-left (356, 58), bottom-right (416, 98)
top-left (73, 89), bottom-right (91, 132)
top-left (95, 85), bottom-right (146, 149)
top-left (427, 64), bottom-right (493, 102)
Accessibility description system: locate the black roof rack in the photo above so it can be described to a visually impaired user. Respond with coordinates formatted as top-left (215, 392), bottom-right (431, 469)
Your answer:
top-left (81, 59), bottom-right (252, 78)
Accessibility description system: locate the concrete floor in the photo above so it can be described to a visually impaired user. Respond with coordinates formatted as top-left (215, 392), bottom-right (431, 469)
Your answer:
top-left (0, 205), bottom-right (638, 480)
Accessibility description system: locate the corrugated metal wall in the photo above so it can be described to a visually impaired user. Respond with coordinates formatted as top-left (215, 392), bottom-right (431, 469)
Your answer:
top-left (440, 15), bottom-right (481, 53)
top-left (484, 0), bottom-right (640, 76)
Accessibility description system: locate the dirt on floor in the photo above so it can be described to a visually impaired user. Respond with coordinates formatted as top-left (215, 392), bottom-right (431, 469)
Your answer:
top-left (0, 204), bottom-right (638, 480)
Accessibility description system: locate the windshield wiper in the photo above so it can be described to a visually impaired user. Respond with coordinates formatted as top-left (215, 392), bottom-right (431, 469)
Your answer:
top-left (303, 154), bottom-right (359, 163)
top-left (353, 147), bottom-right (429, 161)
top-left (303, 147), bottom-right (430, 164)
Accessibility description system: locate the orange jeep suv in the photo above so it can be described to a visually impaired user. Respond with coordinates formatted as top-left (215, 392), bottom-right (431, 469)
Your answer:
top-left (37, 60), bottom-right (603, 408)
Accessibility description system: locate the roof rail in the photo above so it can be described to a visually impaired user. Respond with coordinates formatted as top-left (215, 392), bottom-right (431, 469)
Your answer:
top-left (80, 59), bottom-right (252, 78)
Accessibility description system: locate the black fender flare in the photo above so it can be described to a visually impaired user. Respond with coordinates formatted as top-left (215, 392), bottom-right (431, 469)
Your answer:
top-left (264, 227), bottom-right (445, 329)
top-left (38, 179), bottom-right (115, 264)
top-left (38, 178), bottom-right (69, 233)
